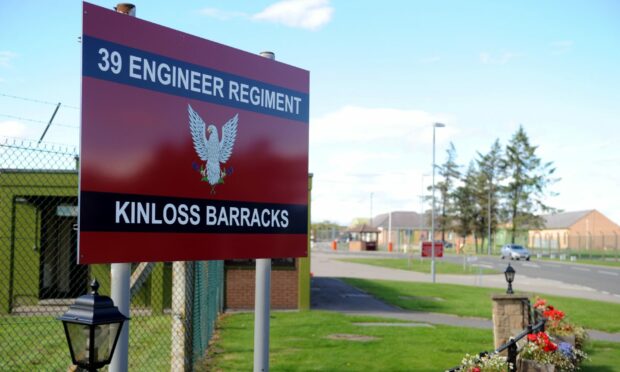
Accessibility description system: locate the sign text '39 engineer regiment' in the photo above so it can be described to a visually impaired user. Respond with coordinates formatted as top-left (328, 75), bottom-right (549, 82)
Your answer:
top-left (79, 2), bottom-right (309, 263)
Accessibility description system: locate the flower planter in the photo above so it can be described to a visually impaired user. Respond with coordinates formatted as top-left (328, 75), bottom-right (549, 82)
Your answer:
top-left (551, 334), bottom-right (576, 347)
top-left (518, 359), bottom-right (555, 372)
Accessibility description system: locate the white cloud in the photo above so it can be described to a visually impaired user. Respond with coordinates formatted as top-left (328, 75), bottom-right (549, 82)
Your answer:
top-left (0, 120), bottom-right (27, 138)
top-left (310, 105), bottom-right (455, 224)
top-left (311, 105), bottom-right (452, 145)
top-left (550, 40), bottom-right (574, 54)
top-left (253, 0), bottom-right (333, 31)
top-left (0, 51), bottom-right (17, 68)
top-left (479, 51), bottom-right (519, 65)
top-left (199, 8), bottom-right (247, 21)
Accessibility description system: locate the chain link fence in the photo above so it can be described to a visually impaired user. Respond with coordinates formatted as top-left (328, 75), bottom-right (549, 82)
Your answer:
top-left (0, 138), bottom-right (224, 371)
top-left (530, 232), bottom-right (619, 261)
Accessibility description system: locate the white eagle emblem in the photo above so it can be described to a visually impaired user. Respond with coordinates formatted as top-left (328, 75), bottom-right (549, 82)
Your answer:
top-left (188, 104), bottom-right (238, 193)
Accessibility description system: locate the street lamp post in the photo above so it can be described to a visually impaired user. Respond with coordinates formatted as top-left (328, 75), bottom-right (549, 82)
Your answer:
top-left (504, 264), bottom-right (516, 294)
top-left (431, 122), bottom-right (445, 283)
top-left (370, 192), bottom-right (374, 226)
top-left (487, 181), bottom-right (492, 256)
top-left (58, 279), bottom-right (129, 372)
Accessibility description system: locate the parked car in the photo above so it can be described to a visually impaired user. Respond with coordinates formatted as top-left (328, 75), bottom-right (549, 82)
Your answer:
top-left (435, 240), bottom-right (453, 248)
top-left (500, 244), bottom-right (531, 260)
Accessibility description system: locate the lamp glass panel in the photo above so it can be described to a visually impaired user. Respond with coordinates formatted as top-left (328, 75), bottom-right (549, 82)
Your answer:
top-left (107, 322), bottom-right (123, 362)
top-left (65, 322), bottom-right (89, 364)
top-left (92, 324), bottom-right (113, 363)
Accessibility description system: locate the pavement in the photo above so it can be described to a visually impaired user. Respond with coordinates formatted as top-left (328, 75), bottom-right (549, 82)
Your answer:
top-left (310, 248), bottom-right (620, 343)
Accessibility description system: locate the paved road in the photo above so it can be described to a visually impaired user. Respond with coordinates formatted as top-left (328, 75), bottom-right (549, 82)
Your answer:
top-left (441, 254), bottom-right (620, 298)
top-left (311, 246), bottom-right (620, 304)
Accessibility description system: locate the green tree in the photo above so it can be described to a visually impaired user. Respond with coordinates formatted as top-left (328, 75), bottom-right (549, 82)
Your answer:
top-left (475, 139), bottom-right (504, 253)
top-left (311, 220), bottom-right (344, 241)
top-left (502, 126), bottom-right (558, 243)
top-left (453, 162), bottom-right (478, 244)
top-left (434, 142), bottom-right (461, 241)
top-left (349, 217), bottom-right (370, 228)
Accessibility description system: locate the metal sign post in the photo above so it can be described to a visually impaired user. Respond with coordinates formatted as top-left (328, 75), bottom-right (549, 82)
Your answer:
top-left (253, 51), bottom-right (275, 372)
top-left (109, 4), bottom-right (136, 372)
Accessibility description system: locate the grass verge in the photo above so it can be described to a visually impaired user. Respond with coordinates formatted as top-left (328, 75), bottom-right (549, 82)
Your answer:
top-left (342, 278), bottom-right (620, 333)
top-left (339, 257), bottom-right (499, 275)
top-left (206, 311), bottom-right (620, 371)
top-left (0, 314), bottom-right (171, 371)
top-left (581, 341), bottom-right (620, 371)
top-left (205, 310), bottom-right (493, 371)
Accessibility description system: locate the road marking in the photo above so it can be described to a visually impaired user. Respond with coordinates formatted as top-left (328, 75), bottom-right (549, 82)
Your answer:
top-left (546, 264), bottom-right (561, 268)
top-left (523, 263), bottom-right (540, 268)
top-left (571, 267), bottom-right (590, 272)
top-left (599, 270), bottom-right (619, 276)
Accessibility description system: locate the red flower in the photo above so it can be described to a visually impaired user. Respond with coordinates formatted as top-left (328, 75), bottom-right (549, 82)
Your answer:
top-left (543, 308), bottom-right (565, 321)
top-left (543, 340), bottom-right (558, 352)
top-left (472, 368), bottom-right (481, 372)
top-left (528, 332), bottom-right (559, 353)
top-left (534, 298), bottom-right (547, 309)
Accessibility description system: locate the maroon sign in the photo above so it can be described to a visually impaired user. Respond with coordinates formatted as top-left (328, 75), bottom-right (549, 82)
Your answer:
top-left (79, 2), bottom-right (309, 263)
top-left (421, 241), bottom-right (443, 258)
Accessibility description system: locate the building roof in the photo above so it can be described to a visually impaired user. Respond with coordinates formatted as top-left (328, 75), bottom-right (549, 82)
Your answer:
top-left (541, 210), bottom-right (593, 229)
top-left (346, 224), bottom-right (379, 233)
top-left (372, 211), bottom-right (429, 230)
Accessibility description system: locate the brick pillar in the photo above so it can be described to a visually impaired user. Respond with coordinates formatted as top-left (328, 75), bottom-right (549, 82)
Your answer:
top-left (492, 294), bottom-right (530, 350)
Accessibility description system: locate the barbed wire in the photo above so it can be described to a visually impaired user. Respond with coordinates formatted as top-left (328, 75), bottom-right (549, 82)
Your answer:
top-left (0, 137), bottom-right (78, 155)
top-left (0, 92), bottom-right (80, 110)
top-left (0, 113), bottom-right (79, 128)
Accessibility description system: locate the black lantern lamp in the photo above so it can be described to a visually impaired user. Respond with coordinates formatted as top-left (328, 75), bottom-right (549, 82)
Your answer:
top-left (504, 263), bottom-right (516, 294)
top-left (58, 279), bottom-right (129, 371)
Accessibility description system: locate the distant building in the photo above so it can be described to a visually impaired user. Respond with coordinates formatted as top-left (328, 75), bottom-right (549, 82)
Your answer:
top-left (371, 211), bottom-right (434, 251)
top-left (528, 210), bottom-right (620, 250)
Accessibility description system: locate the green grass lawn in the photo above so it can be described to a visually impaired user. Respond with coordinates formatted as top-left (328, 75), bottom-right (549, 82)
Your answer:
top-left (339, 257), bottom-right (499, 275)
top-left (342, 278), bottom-right (620, 333)
top-left (205, 311), bottom-right (494, 371)
top-left (582, 341), bottom-right (620, 372)
top-left (205, 311), bottom-right (620, 371)
top-left (0, 315), bottom-right (171, 372)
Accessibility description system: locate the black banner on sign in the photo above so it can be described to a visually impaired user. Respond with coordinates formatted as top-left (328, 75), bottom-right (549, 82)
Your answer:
top-left (80, 191), bottom-right (307, 234)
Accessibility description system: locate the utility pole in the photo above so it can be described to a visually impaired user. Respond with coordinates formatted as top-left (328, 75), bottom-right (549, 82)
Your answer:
top-left (487, 181), bottom-right (492, 255)
top-left (370, 192), bottom-right (374, 226)
top-left (431, 123), bottom-right (445, 283)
